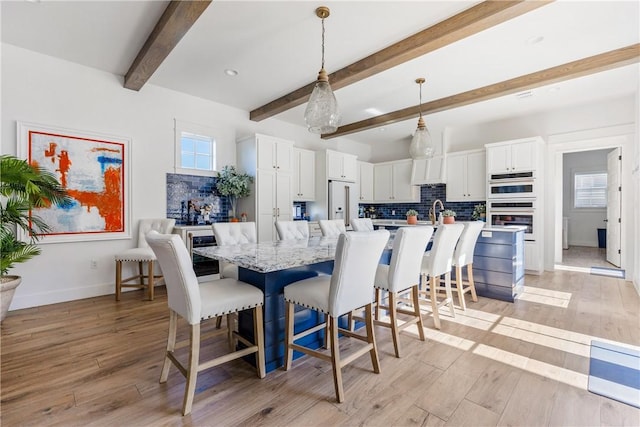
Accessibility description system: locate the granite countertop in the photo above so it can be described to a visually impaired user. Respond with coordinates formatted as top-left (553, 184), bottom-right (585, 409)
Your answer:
top-left (173, 224), bottom-right (214, 231)
top-left (371, 220), bottom-right (526, 233)
top-left (194, 235), bottom-right (396, 273)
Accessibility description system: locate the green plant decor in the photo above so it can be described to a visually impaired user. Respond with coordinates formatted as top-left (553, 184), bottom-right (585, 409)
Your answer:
top-left (471, 203), bottom-right (486, 220)
top-left (406, 209), bottom-right (419, 217)
top-left (215, 165), bottom-right (253, 217)
top-left (0, 155), bottom-right (71, 277)
top-left (442, 209), bottom-right (456, 217)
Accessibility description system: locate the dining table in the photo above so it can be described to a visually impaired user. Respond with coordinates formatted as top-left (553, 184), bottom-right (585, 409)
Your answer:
top-left (194, 236), bottom-right (393, 372)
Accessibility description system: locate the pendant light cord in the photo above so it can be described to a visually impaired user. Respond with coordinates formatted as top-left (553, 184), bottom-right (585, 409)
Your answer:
top-left (321, 16), bottom-right (325, 70)
top-left (418, 80), bottom-right (423, 119)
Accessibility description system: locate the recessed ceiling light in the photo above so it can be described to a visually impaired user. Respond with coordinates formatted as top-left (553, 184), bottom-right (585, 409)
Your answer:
top-left (526, 35), bottom-right (545, 45)
top-left (548, 86), bottom-right (561, 93)
top-left (378, 127), bottom-right (386, 132)
top-left (224, 69), bottom-right (239, 77)
top-left (515, 90), bottom-right (533, 99)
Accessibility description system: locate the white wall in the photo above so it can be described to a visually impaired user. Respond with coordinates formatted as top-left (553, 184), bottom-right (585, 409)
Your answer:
top-left (1, 44), bottom-right (369, 310)
top-left (562, 149), bottom-right (610, 247)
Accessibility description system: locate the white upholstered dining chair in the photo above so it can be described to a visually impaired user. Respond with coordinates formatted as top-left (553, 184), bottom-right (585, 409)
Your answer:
top-left (374, 226), bottom-right (433, 357)
top-left (146, 231), bottom-right (265, 416)
top-left (350, 218), bottom-right (374, 231)
top-left (275, 220), bottom-right (310, 240)
top-left (211, 222), bottom-right (257, 279)
top-left (420, 223), bottom-right (464, 329)
top-left (450, 221), bottom-right (485, 310)
top-left (283, 230), bottom-right (390, 403)
top-left (318, 219), bottom-right (346, 237)
top-left (114, 218), bottom-right (176, 301)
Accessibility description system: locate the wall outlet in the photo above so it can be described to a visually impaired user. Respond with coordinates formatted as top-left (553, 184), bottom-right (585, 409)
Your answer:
top-left (391, 210), bottom-right (396, 216)
top-left (90, 260), bottom-right (98, 269)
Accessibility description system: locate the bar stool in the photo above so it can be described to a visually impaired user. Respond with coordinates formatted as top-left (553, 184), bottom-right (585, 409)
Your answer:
top-left (283, 230), bottom-right (389, 402)
top-left (114, 218), bottom-right (175, 301)
top-left (420, 223), bottom-right (464, 329)
top-left (450, 221), bottom-right (484, 310)
top-left (146, 232), bottom-right (265, 416)
top-left (374, 226), bottom-right (433, 357)
top-left (275, 220), bottom-right (310, 240)
top-left (211, 222), bottom-right (257, 279)
top-left (350, 218), bottom-right (374, 231)
top-left (319, 219), bottom-right (346, 237)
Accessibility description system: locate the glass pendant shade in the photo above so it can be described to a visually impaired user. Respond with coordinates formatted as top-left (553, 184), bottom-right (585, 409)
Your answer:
top-left (305, 70), bottom-right (341, 134)
top-left (409, 116), bottom-right (434, 159)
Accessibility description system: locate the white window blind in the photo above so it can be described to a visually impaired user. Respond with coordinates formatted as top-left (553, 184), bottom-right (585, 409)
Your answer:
top-left (574, 172), bottom-right (607, 208)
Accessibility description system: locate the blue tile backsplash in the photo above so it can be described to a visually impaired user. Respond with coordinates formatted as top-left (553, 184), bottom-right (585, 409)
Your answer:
top-left (166, 173), bottom-right (231, 225)
top-left (359, 184), bottom-right (483, 222)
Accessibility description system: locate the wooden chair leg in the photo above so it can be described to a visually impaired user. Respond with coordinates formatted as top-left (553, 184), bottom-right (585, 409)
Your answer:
top-left (160, 310), bottom-right (177, 383)
top-left (329, 316), bottom-right (344, 403)
top-left (182, 323), bottom-right (200, 416)
top-left (216, 316), bottom-right (223, 329)
top-left (388, 292), bottom-right (401, 358)
top-left (374, 288), bottom-right (382, 320)
top-left (468, 264), bottom-right (478, 302)
top-left (284, 302), bottom-right (295, 371)
top-left (412, 285), bottom-right (425, 341)
top-left (456, 265), bottom-right (466, 311)
top-left (147, 261), bottom-right (155, 301)
top-left (429, 276), bottom-right (441, 330)
top-left (323, 313), bottom-right (331, 350)
top-left (253, 305), bottom-right (266, 378)
top-left (227, 313), bottom-right (235, 351)
top-left (444, 272), bottom-right (456, 318)
top-left (365, 304), bottom-right (380, 373)
top-left (115, 260), bottom-right (122, 301)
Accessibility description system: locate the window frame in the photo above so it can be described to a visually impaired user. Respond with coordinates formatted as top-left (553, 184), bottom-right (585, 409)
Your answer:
top-left (572, 169), bottom-right (607, 210)
top-left (174, 119), bottom-right (229, 177)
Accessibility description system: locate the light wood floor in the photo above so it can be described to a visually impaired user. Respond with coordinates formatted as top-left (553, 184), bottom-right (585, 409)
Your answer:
top-left (2, 270), bottom-right (639, 426)
top-left (560, 245), bottom-right (612, 269)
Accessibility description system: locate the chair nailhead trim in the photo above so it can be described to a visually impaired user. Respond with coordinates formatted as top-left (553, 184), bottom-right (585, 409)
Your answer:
top-left (201, 302), bottom-right (264, 320)
top-left (284, 299), bottom-right (328, 315)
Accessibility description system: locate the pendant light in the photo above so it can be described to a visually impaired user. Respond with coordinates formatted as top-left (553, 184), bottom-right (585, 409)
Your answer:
top-left (409, 78), bottom-right (434, 160)
top-left (304, 6), bottom-right (341, 134)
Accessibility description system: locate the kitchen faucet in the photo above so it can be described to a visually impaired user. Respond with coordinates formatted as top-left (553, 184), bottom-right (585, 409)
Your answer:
top-left (432, 199), bottom-right (444, 224)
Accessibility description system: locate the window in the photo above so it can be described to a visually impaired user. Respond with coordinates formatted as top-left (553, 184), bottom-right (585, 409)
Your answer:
top-left (180, 131), bottom-right (214, 171)
top-left (174, 120), bottom-right (230, 176)
top-left (574, 172), bottom-right (607, 208)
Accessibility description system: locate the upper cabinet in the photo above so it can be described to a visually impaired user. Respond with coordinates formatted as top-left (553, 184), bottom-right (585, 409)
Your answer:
top-left (256, 134), bottom-right (294, 173)
top-left (446, 149), bottom-right (486, 202)
top-left (358, 161), bottom-right (374, 202)
top-left (485, 137), bottom-right (543, 174)
top-left (373, 159), bottom-right (419, 203)
top-left (411, 155), bottom-right (445, 185)
top-left (293, 148), bottom-right (315, 201)
top-left (326, 149), bottom-right (357, 182)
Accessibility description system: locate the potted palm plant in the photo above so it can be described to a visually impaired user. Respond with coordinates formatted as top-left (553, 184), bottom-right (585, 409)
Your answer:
top-left (406, 209), bottom-right (419, 225)
top-left (216, 165), bottom-right (253, 221)
top-left (442, 209), bottom-right (456, 224)
top-left (1, 155), bottom-right (70, 322)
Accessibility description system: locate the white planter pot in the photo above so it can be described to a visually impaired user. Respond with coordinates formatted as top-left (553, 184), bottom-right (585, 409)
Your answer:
top-left (1, 276), bottom-right (22, 322)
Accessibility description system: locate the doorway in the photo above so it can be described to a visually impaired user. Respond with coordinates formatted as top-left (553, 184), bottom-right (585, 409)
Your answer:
top-left (559, 148), bottom-right (620, 270)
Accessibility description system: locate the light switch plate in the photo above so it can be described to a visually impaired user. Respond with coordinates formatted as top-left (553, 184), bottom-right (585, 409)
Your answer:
top-left (482, 231), bottom-right (492, 238)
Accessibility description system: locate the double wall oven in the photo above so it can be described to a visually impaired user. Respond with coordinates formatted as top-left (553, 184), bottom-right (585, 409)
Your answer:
top-left (487, 171), bottom-right (537, 242)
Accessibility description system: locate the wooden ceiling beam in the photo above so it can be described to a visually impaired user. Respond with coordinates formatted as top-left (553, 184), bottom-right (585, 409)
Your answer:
top-left (322, 43), bottom-right (640, 139)
top-left (124, 0), bottom-right (212, 91)
top-left (249, 0), bottom-right (552, 121)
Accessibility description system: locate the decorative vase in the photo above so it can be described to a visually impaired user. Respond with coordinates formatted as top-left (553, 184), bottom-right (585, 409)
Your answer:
top-left (1, 276), bottom-right (22, 322)
top-left (443, 216), bottom-right (455, 224)
top-left (407, 215), bottom-right (418, 225)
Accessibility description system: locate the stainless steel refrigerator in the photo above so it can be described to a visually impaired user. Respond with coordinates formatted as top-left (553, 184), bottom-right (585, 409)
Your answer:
top-left (328, 180), bottom-right (359, 228)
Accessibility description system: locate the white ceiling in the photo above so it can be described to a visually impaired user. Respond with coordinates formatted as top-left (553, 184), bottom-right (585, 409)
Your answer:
top-left (2, 1), bottom-right (639, 147)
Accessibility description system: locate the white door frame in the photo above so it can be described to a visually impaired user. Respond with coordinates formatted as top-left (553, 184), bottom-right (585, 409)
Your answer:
top-left (546, 124), bottom-right (634, 277)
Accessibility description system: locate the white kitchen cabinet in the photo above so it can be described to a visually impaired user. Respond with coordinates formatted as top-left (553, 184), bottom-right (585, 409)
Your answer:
top-left (358, 161), bottom-right (374, 202)
top-left (237, 134), bottom-right (295, 242)
top-left (327, 149), bottom-right (357, 182)
top-left (411, 155), bottom-right (445, 185)
top-left (256, 134), bottom-right (294, 173)
top-left (486, 137), bottom-right (542, 174)
top-left (524, 241), bottom-right (543, 274)
top-left (293, 148), bottom-right (315, 201)
top-left (446, 149), bottom-right (486, 201)
top-left (373, 159), bottom-right (419, 202)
